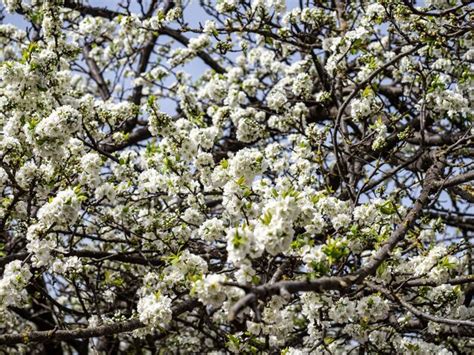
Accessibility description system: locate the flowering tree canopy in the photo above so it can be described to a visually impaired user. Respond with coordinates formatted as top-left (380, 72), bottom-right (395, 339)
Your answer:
top-left (0, 0), bottom-right (473, 353)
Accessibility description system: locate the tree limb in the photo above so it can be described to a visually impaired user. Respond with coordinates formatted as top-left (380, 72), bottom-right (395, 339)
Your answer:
top-left (0, 299), bottom-right (199, 346)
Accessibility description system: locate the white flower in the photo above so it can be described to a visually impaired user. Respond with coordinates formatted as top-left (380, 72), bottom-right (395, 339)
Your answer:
top-left (226, 225), bottom-right (263, 264)
top-left (165, 7), bottom-right (182, 21)
top-left (138, 169), bottom-right (165, 194)
top-left (103, 289), bottom-right (115, 304)
top-left (316, 196), bottom-right (350, 218)
top-left (362, 3), bottom-right (385, 26)
top-left (51, 256), bottom-right (82, 275)
top-left (183, 207), bottom-right (204, 225)
top-left (331, 213), bottom-right (351, 231)
top-left (175, 250), bottom-right (208, 276)
top-left (2, 0), bottom-right (21, 12)
top-left (372, 121), bottom-right (388, 151)
top-left (188, 34), bottom-right (210, 52)
top-left (302, 245), bottom-right (327, 267)
top-left (350, 97), bottom-right (373, 120)
top-left (328, 297), bottom-right (357, 323)
top-left (137, 293), bottom-right (172, 328)
top-left (189, 126), bottom-right (219, 150)
top-left (242, 77), bottom-right (260, 96)
top-left (322, 36), bottom-right (343, 52)
top-left (195, 274), bottom-right (227, 307)
top-left (254, 195), bottom-right (300, 255)
top-left (37, 188), bottom-right (81, 227)
top-left (230, 107), bottom-right (265, 143)
top-left (425, 89), bottom-right (469, 118)
top-left (198, 76), bottom-right (227, 101)
top-left (79, 152), bottom-right (102, 185)
top-left (0, 260), bottom-right (32, 309)
top-left (292, 73), bottom-right (313, 97)
top-left (356, 295), bottom-right (389, 321)
top-left (36, 105), bottom-right (81, 140)
top-left (353, 203), bottom-right (379, 226)
top-left (267, 89), bottom-right (288, 111)
top-left (26, 230), bottom-right (55, 268)
top-left (227, 148), bottom-right (267, 184)
top-left (203, 20), bottom-right (217, 34)
top-left (95, 183), bottom-right (116, 202)
top-left (199, 218), bottom-right (225, 242)
top-left (411, 245), bottom-right (449, 278)
top-left (216, 0), bottom-right (238, 13)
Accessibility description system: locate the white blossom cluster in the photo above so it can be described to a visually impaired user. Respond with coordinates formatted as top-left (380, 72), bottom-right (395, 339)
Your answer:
top-left (0, 260), bottom-right (32, 310)
top-left (137, 293), bottom-right (173, 329)
top-left (0, 0), bottom-right (472, 353)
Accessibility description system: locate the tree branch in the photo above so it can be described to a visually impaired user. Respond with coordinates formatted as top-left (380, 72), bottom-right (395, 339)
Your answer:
top-left (0, 250), bottom-right (164, 268)
top-left (367, 281), bottom-right (474, 328)
top-left (0, 299), bottom-right (199, 346)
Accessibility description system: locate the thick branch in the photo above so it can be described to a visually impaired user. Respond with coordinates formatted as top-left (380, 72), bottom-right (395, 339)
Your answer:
top-left (440, 170), bottom-right (474, 189)
top-left (402, 0), bottom-right (469, 17)
top-left (102, 126), bottom-right (152, 153)
top-left (0, 299), bottom-right (199, 346)
top-left (84, 45), bottom-right (111, 100)
top-left (428, 211), bottom-right (474, 231)
top-left (0, 250), bottom-right (164, 268)
top-left (368, 281), bottom-right (474, 328)
top-left (402, 275), bottom-right (474, 288)
top-left (449, 185), bottom-right (474, 203)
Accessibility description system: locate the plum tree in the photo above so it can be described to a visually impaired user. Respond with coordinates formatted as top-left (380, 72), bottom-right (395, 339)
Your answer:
top-left (0, 0), bottom-right (473, 353)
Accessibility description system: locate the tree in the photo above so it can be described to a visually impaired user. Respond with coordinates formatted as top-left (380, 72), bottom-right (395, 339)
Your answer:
top-left (0, 0), bottom-right (472, 353)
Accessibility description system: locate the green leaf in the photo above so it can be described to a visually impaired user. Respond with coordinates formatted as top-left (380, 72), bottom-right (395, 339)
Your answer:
top-left (235, 176), bottom-right (246, 186)
top-left (220, 159), bottom-right (229, 169)
top-left (226, 334), bottom-right (240, 346)
top-left (379, 200), bottom-right (396, 215)
top-left (21, 42), bottom-right (38, 64)
top-left (260, 210), bottom-right (272, 225)
top-left (232, 230), bottom-right (245, 248)
top-left (147, 95), bottom-right (156, 107)
top-left (271, 188), bottom-right (279, 198)
top-left (322, 238), bottom-right (349, 264)
top-left (362, 86), bottom-right (373, 98)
